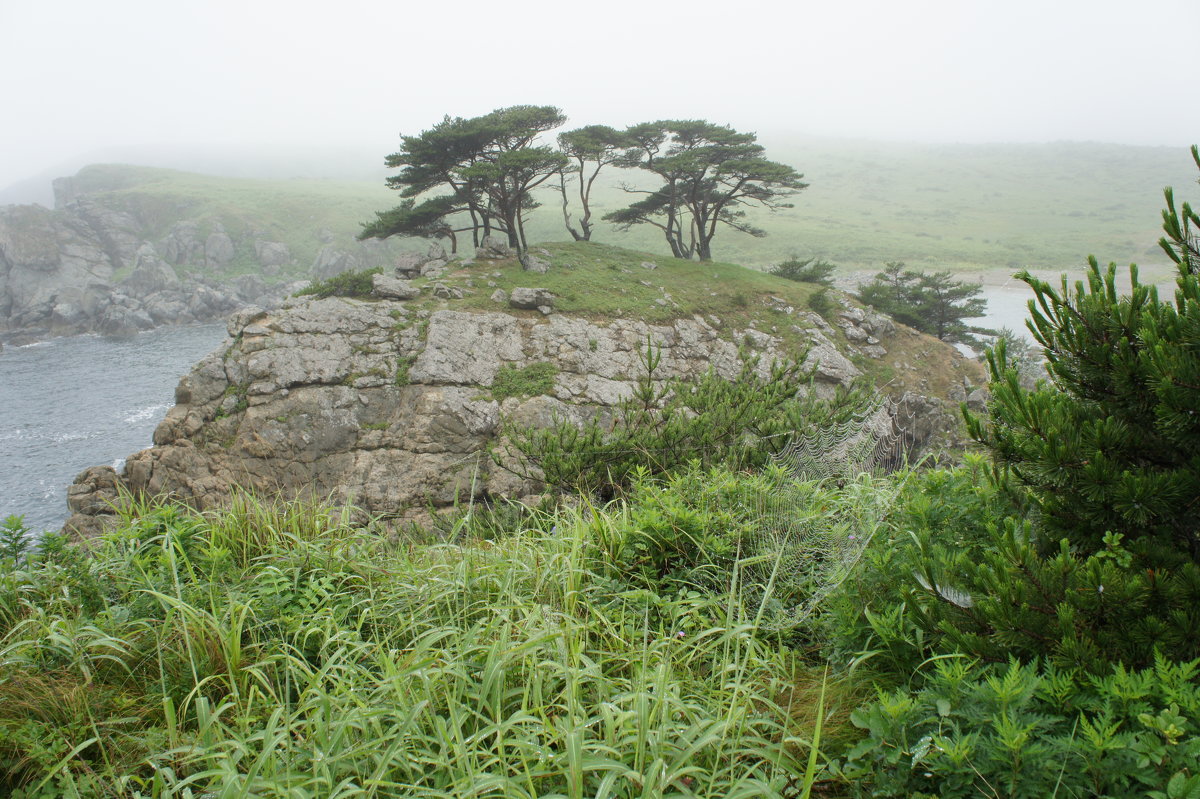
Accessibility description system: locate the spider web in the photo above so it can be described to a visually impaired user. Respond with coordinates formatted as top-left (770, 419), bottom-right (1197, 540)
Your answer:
top-left (735, 397), bottom-right (913, 630)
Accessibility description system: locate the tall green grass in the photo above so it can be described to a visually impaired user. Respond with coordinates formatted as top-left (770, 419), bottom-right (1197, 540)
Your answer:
top-left (0, 479), bottom-right (871, 797)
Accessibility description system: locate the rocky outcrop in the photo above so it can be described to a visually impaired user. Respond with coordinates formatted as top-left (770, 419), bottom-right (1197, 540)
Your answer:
top-left (64, 297), bottom-right (971, 536)
top-left (0, 168), bottom-right (404, 345)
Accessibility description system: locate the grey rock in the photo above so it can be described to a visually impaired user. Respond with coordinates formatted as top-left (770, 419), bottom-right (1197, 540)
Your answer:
top-left (372, 274), bottom-right (420, 300)
top-left (520, 253), bottom-right (550, 273)
top-left (802, 329), bottom-right (862, 390)
top-left (63, 465), bottom-right (122, 539)
top-left (312, 246), bottom-right (360, 280)
top-left (420, 259), bottom-right (448, 278)
top-left (121, 258), bottom-right (179, 297)
top-left (205, 226), bottom-right (236, 268)
top-left (842, 324), bottom-right (869, 343)
top-left (227, 305), bottom-right (269, 336)
top-left (839, 307), bottom-right (866, 324)
top-left (63, 290), bottom-right (975, 533)
top-left (509, 287), bottom-right (555, 310)
top-left (966, 387), bottom-right (989, 412)
top-left (431, 282), bottom-right (464, 299)
top-left (394, 253), bottom-right (424, 278)
top-left (478, 235), bottom-right (513, 259)
top-left (861, 310), bottom-right (897, 337)
top-left (427, 242), bottom-right (447, 261)
top-left (255, 240), bottom-right (291, 267)
top-left (160, 221), bottom-right (205, 264)
top-left (640, 261), bottom-right (658, 270)
top-left (490, 288), bottom-right (508, 304)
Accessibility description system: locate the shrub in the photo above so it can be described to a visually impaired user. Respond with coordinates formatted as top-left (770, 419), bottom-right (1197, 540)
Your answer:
top-left (808, 287), bottom-right (835, 317)
top-left (771, 256), bottom-right (837, 286)
top-left (293, 267), bottom-right (382, 299)
top-left (505, 341), bottom-right (875, 498)
top-left (596, 465), bottom-right (907, 648)
top-left (823, 455), bottom-right (1200, 675)
top-left (491, 361), bottom-right (557, 400)
top-left (835, 655), bottom-right (1200, 798)
top-left (821, 458), bottom-right (1018, 677)
top-left (0, 516), bottom-right (29, 563)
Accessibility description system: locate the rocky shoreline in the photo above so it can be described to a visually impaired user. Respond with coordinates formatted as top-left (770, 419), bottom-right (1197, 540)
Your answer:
top-left (0, 170), bottom-right (402, 347)
top-left (62, 251), bottom-right (981, 536)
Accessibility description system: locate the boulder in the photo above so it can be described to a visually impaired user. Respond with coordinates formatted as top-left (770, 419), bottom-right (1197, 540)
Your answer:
top-left (63, 465), bottom-right (122, 539)
top-left (394, 253), bottom-right (424, 279)
top-left (478, 235), bottom-right (513, 259)
top-left (520, 252), bottom-right (550, 273)
top-left (509, 287), bottom-right (556, 310)
top-left (372, 273), bottom-right (421, 300)
top-left (255, 240), bottom-right (291, 267)
top-left (205, 226), bottom-right (236, 268)
top-left (420, 259), bottom-right (448, 278)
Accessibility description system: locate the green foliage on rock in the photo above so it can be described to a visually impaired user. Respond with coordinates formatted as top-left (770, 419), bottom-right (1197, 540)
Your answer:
top-left (505, 342), bottom-right (873, 499)
top-left (770, 256), bottom-right (837, 286)
top-left (857, 262), bottom-right (989, 347)
top-left (490, 361), bottom-right (557, 400)
top-left (294, 266), bottom-right (382, 299)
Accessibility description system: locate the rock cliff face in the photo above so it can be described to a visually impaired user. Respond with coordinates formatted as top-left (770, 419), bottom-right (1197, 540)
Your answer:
top-left (64, 278), bottom-right (979, 536)
top-left (0, 167), bottom-right (397, 345)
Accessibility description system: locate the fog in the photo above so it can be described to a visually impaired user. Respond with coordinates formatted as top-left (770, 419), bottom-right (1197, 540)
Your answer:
top-left (2, 0), bottom-right (1196, 195)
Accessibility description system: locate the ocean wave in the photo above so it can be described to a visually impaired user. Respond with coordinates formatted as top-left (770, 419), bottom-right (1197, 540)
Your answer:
top-left (123, 403), bottom-right (170, 424)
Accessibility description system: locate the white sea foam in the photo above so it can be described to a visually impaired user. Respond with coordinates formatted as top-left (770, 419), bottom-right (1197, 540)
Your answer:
top-left (123, 403), bottom-right (169, 424)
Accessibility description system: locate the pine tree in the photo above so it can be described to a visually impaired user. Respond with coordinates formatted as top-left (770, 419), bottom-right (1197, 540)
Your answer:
top-left (967, 146), bottom-right (1200, 565)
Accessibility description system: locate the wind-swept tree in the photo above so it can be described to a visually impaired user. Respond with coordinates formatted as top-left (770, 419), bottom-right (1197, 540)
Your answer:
top-left (605, 120), bottom-right (807, 261)
top-left (358, 196), bottom-right (466, 253)
top-left (363, 105), bottom-right (567, 255)
top-left (376, 114), bottom-right (497, 248)
top-left (555, 125), bottom-right (631, 241)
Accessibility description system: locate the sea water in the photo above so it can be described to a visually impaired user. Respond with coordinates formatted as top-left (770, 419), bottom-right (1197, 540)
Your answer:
top-left (0, 324), bottom-right (228, 534)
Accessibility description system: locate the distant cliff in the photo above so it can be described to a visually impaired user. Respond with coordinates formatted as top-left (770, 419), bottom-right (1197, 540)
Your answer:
top-left (64, 241), bottom-right (985, 536)
top-left (0, 164), bottom-right (402, 344)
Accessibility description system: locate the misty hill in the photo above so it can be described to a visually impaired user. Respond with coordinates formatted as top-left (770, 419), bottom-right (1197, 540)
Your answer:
top-left (11, 137), bottom-right (1196, 273)
top-left (521, 137), bottom-right (1196, 272)
top-left (0, 165), bottom-right (407, 343)
top-left (3, 139), bottom-right (1193, 343)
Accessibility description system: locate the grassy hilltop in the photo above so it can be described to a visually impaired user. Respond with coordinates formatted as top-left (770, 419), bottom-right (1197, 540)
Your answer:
top-left (313, 238), bottom-right (984, 403)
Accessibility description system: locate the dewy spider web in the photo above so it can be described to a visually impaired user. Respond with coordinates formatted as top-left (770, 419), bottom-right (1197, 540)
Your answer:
top-left (734, 397), bottom-right (914, 630)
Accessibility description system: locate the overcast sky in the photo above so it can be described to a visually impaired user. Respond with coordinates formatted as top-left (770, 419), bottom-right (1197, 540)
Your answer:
top-left (2, 0), bottom-right (1196, 192)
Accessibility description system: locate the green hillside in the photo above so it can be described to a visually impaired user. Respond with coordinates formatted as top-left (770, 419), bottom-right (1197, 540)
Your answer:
top-left (65, 139), bottom-right (1199, 280)
top-left (62, 164), bottom-right (399, 276)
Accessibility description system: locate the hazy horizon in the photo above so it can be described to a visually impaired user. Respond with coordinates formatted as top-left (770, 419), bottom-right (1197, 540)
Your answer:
top-left (2, 0), bottom-right (1196, 199)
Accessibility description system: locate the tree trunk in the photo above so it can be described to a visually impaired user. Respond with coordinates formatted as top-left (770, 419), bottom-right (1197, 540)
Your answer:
top-left (558, 174), bottom-right (583, 241)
